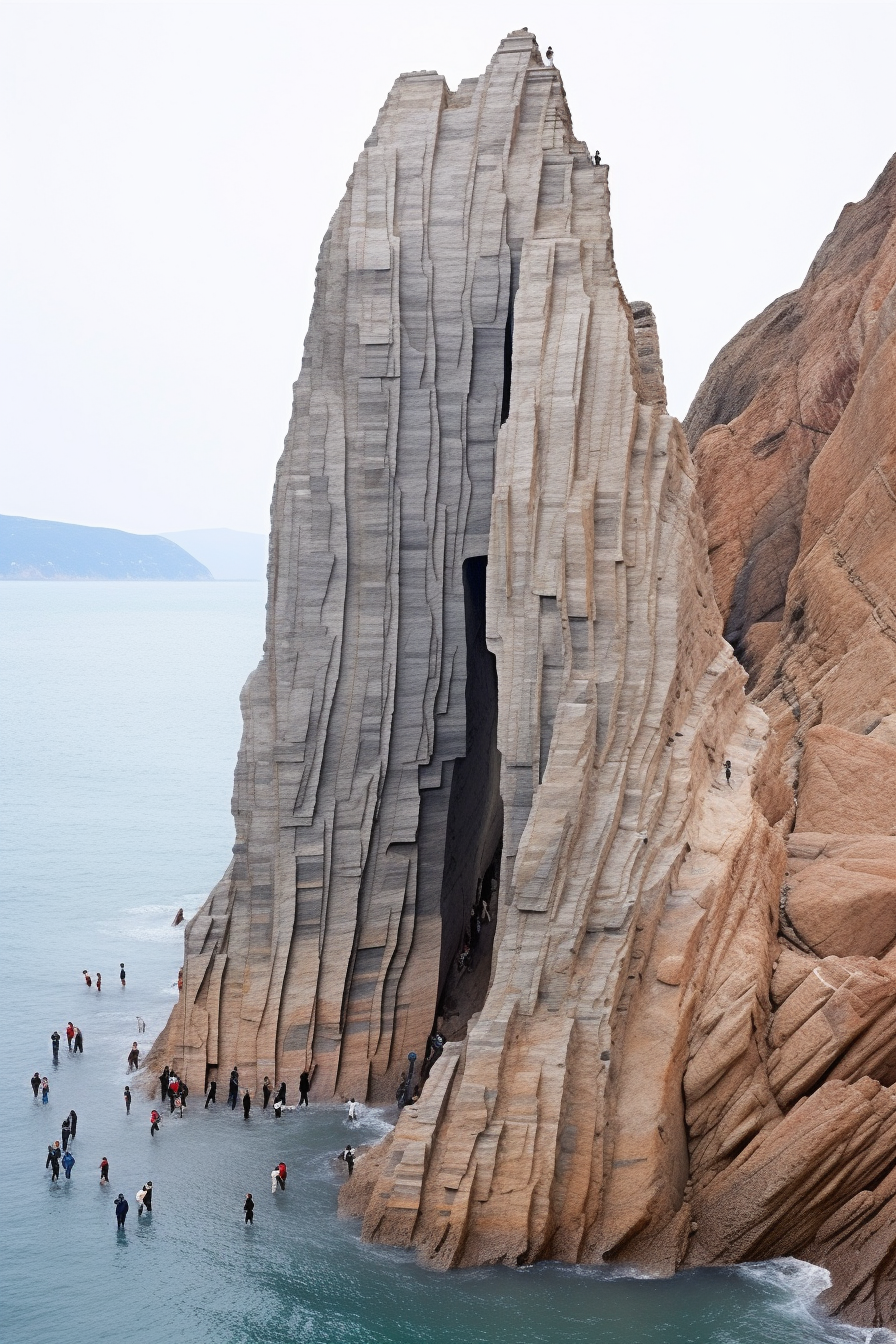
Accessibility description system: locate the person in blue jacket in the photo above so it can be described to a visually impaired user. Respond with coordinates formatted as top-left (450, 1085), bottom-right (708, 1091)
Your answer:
top-left (61, 1150), bottom-right (75, 1180)
top-left (115, 1194), bottom-right (129, 1228)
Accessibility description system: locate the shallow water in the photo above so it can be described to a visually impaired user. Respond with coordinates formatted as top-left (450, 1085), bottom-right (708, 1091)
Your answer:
top-left (0, 581), bottom-right (889, 1344)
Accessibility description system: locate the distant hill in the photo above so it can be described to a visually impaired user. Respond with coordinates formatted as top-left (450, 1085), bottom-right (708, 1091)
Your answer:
top-left (0, 515), bottom-right (212, 580)
top-left (161, 529), bottom-right (268, 580)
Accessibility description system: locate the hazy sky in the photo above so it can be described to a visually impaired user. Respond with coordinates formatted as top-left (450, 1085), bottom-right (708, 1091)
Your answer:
top-left (2, 1), bottom-right (894, 534)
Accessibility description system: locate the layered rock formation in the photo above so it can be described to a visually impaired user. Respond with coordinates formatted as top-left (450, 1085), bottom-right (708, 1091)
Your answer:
top-left (151, 31), bottom-right (895, 1331)
top-left (686, 158), bottom-right (896, 1328)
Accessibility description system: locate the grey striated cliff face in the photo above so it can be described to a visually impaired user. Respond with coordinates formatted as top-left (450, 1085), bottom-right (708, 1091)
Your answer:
top-left (151, 35), bottom-right (896, 1324)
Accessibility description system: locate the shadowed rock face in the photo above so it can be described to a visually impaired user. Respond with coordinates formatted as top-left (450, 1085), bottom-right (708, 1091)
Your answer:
top-left (152, 32), bottom-right (895, 1332)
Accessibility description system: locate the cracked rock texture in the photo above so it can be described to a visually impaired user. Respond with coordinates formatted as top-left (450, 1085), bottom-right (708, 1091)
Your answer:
top-left (687, 157), bottom-right (896, 1328)
top-left (152, 32), bottom-right (895, 1331)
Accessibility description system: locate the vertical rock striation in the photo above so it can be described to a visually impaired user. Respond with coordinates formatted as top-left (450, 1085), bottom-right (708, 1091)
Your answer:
top-left (152, 31), bottom-right (895, 1330)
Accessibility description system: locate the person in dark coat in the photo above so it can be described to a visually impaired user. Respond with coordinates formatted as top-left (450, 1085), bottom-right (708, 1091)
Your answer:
top-left (51, 1031), bottom-right (61, 1062)
top-left (72, 1027), bottom-right (83, 1054)
top-left (244, 1193), bottom-right (254, 1224)
top-left (61, 1116), bottom-right (71, 1152)
top-left (205, 1078), bottom-right (217, 1108)
top-left (262, 1076), bottom-right (272, 1109)
top-left (143, 1181), bottom-right (152, 1212)
top-left (124, 1086), bottom-right (132, 1114)
top-left (115, 1193), bottom-right (129, 1228)
top-left (68, 1108), bottom-right (78, 1139)
top-left (31, 1072), bottom-right (41, 1097)
top-left (159, 1066), bottom-right (170, 1102)
top-left (228, 1068), bottom-right (239, 1110)
top-left (298, 1071), bottom-right (310, 1107)
top-left (339, 1145), bottom-right (355, 1177)
top-left (274, 1081), bottom-right (287, 1107)
top-left (242, 1089), bottom-right (251, 1119)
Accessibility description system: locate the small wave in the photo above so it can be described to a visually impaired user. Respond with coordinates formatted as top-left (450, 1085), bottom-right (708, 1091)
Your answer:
top-left (735, 1259), bottom-right (895, 1343)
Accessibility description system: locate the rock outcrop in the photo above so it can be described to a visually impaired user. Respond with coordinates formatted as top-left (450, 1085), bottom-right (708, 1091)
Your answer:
top-left (687, 158), bottom-right (896, 1328)
top-left (151, 32), bottom-right (896, 1332)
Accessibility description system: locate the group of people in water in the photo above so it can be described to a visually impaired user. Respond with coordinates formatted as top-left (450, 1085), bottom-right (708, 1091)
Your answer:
top-left (36, 961), bottom-right (390, 1229)
top-left (80, 963), bottom-right (126, 992)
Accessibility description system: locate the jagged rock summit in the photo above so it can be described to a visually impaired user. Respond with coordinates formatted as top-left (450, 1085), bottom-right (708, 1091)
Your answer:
top-left (151, 32), bottom-right (895, 1328)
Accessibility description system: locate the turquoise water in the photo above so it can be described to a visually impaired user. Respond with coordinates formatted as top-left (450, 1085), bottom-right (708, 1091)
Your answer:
top-left (0, 581), bottom-right (888, 1344)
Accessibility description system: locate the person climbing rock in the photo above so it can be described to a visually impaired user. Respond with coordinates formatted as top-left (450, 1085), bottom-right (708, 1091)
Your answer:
top-left (244, 1193), bottom-right (254, 1224)
top-left (115, 1193), bottom-right (128, 1228)
top-left (262, 1076), bottom-right (271, 1110)
top-left (124, 1086), bottom-right (132, 1114)
top-left (205, 1078), bottom-right (217, 1108)
top-left (51, 1030), bottom-right (60, 1063)
top-left (99, 1157), bottom-right (110, 1184)
top-left (725, 759), bottom-right (732, 786)
top-left (30, 1072), bottom-right (41, 1098)
top-left (242, 1089), bottom-right (251, 1119)
top-left (545, 45), bottom-right (554, 65)
top-left (61, 1150), bottom-right (75, 1180)
top-left (593, 150), bottom-right (601, 166)
top-left (150, 1109), bottom-right (160, 1136)
top-left (339, 1145), bottom-right (355, 1177)
top-left (298, 1071), bottom-right (310, 1107)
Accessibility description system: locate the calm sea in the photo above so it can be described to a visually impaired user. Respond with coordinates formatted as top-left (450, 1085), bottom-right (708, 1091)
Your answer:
top-left (0, 581), bottom-right (888, 1344)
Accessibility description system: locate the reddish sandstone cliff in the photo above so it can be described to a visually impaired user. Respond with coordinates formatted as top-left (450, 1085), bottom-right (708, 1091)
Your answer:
top-left (686, 157), bottom-right (896, 1328)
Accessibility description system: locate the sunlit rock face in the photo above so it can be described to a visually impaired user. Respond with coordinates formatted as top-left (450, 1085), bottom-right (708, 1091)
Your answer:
top-left (153, 31), bottom-right (895, 1331)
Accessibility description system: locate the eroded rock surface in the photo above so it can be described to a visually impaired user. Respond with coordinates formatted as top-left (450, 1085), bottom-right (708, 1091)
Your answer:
top-left (688, 157), bottom-right (896, 1328)
top-left (152, 32), bottom-right (896, 1331)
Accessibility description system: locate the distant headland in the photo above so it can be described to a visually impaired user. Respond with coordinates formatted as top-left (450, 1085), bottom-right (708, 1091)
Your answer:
top-left (0, 514), bottom-right (211, 580)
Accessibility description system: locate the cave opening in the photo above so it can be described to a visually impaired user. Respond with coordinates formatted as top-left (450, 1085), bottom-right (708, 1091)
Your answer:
top-left (435, 555), bottom-right (503, 1045)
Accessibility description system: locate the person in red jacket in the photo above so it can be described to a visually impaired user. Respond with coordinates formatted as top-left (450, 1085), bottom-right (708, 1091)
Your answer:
top-left (150, 1109), bottom-right (161, 1137)
top-left (277, 1162), bottom-right (287, 1191)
